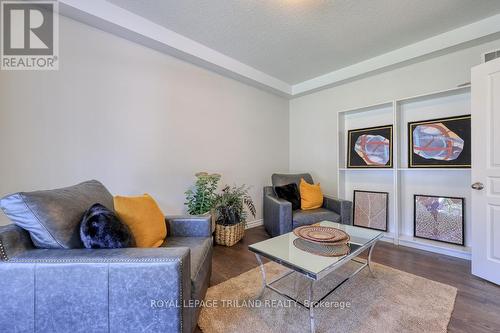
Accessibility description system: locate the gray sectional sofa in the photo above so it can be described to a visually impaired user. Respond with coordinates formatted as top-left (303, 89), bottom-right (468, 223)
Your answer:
top-left (0, 181), bottom-right (211, 333)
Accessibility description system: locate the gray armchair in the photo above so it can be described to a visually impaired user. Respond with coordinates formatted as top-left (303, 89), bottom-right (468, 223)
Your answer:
top-left (0, 183), bottom-right (211, 333)
top-left (263, 173), bottom-right (352, 237)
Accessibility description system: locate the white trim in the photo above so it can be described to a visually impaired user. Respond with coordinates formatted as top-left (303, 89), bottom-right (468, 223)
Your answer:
top-left (292, 14), bottom-right (500, 95)
top-left (245, 219), bottom-right (263, 229)
top-left (55, 0), bottom-right (500, 97)
top-left (57, 0), bottom-right (291, 96)
top-left (57, 1), bottom-right (500, 97)
top-left (398, 236), bottom-right (471, 260)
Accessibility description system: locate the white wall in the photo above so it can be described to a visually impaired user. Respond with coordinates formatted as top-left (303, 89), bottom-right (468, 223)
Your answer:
top-left (0, 16), bottom-right (289, 226)
top-left (290, 38), bottom-right (500, 196)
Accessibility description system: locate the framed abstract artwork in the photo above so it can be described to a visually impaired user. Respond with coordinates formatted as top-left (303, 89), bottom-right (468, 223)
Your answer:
top-left (347, 125), bottom-right (393, 168)
top-left (414, 195), bottom-right (464, 246)
top-left (353, 190), bottom-right (389, 231)
top-left (408, 115), bottom-right (471, 168)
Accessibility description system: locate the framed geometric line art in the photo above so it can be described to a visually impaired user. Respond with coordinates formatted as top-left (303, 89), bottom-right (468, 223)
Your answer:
top-left (347, 125), bottom-right (393, 168)
top-left (408, 115), bottom-right (471, 168)
top-left (414, 194), bottom-right (465, 246)
top-left (353, 190), bottom-right (389, 231)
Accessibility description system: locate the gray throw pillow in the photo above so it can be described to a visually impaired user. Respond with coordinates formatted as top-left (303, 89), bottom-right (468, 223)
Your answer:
top-left (0, 180), bottom-right (114, 249)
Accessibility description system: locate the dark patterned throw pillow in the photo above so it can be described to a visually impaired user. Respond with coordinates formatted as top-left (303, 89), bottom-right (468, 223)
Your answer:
top-left (80, 203), bottom-right (135, 249)
top-left (274, 183), bottom-right (301, 210)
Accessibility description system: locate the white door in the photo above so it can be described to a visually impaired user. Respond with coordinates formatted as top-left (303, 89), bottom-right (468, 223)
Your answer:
top-left (471, 58), bottom-right (500, 285)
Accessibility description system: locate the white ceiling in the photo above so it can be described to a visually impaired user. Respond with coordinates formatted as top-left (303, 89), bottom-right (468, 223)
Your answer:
top-left (107, 0), bottom-right (500, 85)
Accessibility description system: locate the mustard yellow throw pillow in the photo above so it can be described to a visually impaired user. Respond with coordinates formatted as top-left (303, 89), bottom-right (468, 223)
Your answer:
top-left (300, 178), bottom-right (323, 210)
top-left (113, 194), bottom-right (166, 248)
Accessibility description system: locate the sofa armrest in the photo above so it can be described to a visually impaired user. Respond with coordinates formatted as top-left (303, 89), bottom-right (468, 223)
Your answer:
top-left (263, 187), bottom-right (292, 237)
top-left (1, 247), bottom-right (192, 333)
top-left (166, 215), bottom-right (212, 237)
top-left (323, 196), bottom-right (352, 225)
top-left (0, 224), bottom-right (34, 260)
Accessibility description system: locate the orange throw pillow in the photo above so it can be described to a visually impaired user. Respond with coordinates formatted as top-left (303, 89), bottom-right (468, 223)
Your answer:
top-left (113, 194), bottom-right (166, 248)
top-left (300, 178), bottom-right (323, 210)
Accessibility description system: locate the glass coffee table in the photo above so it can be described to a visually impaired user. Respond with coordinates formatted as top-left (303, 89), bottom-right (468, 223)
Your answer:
top-left (248, 221), bottom-right (383, 333)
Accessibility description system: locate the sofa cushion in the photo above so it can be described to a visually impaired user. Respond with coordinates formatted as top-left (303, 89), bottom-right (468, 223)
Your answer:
top-left (0, 180), bottom-right (114, 249)
top-left (292, 208), bottom-right (341, 228)
top-left (271, 173), bottom-right (314, 192)
top-left (161, 237), bottom-right (212, 299)
top-left (274, 183), bottom-right (301, 210)
top-left (114, 194), bottom-right (166, 248)
top-left (299, 178), bottom-right (324, 210)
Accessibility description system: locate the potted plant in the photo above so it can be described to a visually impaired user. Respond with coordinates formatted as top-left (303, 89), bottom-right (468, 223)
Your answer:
top-left (214, 184), bottom-right (256, 246)
top-left (185, 172), bottom-right (221, 231)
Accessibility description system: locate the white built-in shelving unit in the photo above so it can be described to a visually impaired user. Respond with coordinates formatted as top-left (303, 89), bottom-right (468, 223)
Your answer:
top-left (336, 85), bottom-right (472, 259)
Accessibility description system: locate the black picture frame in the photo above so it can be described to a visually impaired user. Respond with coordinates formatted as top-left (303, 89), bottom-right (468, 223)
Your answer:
top-left (413, 194), bottom-right (465, 246)
top-left (352, 190), bottom-right (389, 232)
top-left (408, 115), bottom-right (471, 168)
top-left (347, 125), bottom-right (393, 168)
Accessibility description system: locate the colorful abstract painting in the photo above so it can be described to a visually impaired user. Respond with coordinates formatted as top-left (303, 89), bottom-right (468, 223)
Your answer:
top-left (414, 195), bottom-right (464, 245)
top-left (348, 125), bottom-right (393, 168)
top-left (408, 115), bottom-right (471, 168)
top-left (353, 190), bottom-right (388, 231)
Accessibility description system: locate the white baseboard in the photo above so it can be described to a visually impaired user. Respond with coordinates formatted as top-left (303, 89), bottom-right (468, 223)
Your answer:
top-left (398, 236), bottom-right (471, 260)
top-left (246, 219), bottom-right (263, 229)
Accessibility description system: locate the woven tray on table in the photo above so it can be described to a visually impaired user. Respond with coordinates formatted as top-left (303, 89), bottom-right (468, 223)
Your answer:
top-left (293, 238), bottom-right (351, 257)
top-left (215, 222), bottom-right (245, 246)
top-left (292, 225), bottom-right (351, 257)
top-left (293, 225), bottom-right (349, 244)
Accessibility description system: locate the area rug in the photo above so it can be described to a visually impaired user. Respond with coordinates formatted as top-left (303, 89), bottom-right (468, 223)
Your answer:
top-left (198, 261), bottom-right (457, 333)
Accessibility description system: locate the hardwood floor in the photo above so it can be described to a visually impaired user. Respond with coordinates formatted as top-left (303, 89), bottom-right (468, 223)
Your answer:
top-left (199, 226), bottom-right (500, 332)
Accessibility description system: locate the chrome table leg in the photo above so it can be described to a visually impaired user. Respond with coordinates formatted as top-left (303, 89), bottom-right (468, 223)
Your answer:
top-left (309, 279), bottom-right (315, 333)
top-left (255, 253), bottom-right (266, 299)
top-left (367, 241), bottom-right (377, 277)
